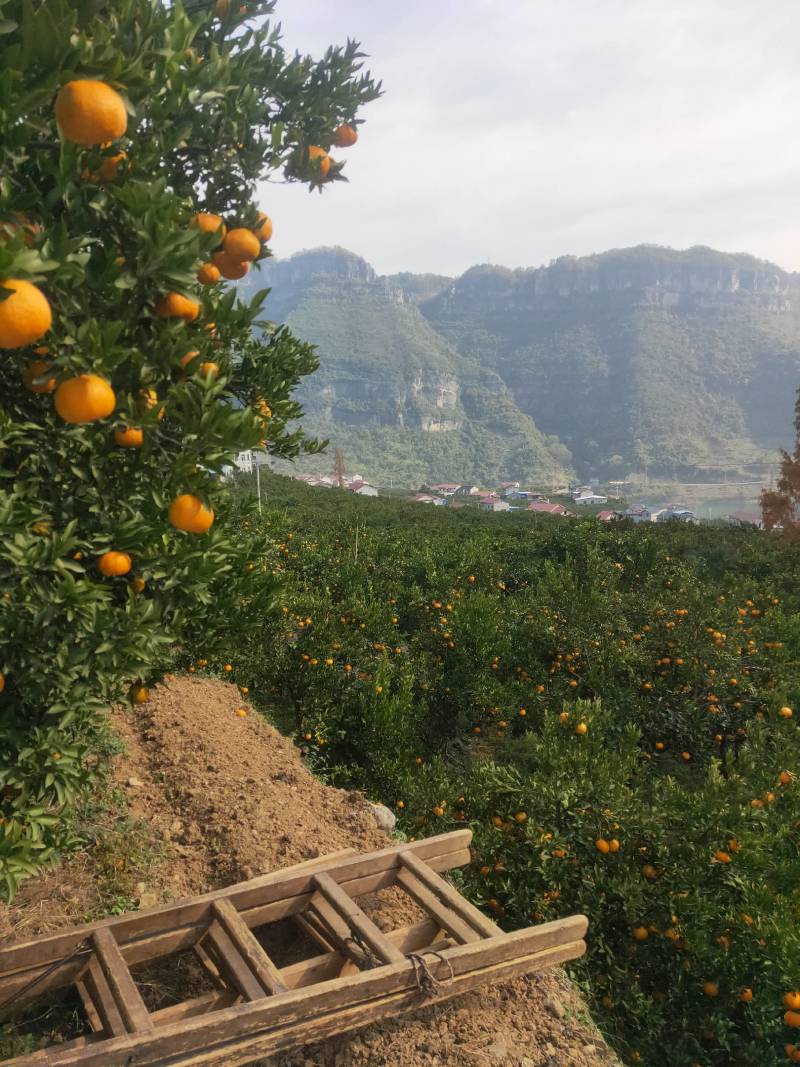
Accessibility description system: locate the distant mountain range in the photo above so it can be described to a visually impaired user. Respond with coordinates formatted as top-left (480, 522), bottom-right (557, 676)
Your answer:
top-left (241, 244), bottom-right (800, 487)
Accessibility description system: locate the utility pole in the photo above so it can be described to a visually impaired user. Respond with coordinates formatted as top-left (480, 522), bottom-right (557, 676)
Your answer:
top-left (334, 447), bottom-right (346, 488)
top-left (255, 460), bottom-right (262, 513)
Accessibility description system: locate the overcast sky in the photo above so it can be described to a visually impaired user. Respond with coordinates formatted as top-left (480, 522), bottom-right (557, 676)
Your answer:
top-left (257, 0), bottom-right (800, 277)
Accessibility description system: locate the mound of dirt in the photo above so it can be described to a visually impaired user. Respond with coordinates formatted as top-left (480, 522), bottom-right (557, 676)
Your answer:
top-left (1, 676), bottom-right (616, 1066)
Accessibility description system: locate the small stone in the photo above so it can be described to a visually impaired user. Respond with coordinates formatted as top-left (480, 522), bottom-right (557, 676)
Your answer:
top-left (485, 1034), bottom-right (509, 1060)
top-left (369, 802), bottom-right (397, 831)
top-left (126, 776), bottom-right (144, 788)
top-left (583, 1045), bottom-right (600, 1060)
top-left (138, 892), bottom-right (158, 909)
top-left (544, 996), bottom-right (565, 1019)
top-left (134, 881), bottom-right (146, 896)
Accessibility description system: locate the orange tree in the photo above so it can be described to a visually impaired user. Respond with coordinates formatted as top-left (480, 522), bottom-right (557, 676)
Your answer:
top-left (0, 0), bottom-right (379, 896)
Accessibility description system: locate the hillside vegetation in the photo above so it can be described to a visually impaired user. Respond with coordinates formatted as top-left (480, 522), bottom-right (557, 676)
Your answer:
top-left (244, 244), bottom-right (800, 485)
top-left (186, 475), bottom-right (800, 1067)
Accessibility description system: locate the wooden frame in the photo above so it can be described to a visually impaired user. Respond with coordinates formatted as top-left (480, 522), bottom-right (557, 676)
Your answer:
top-left (0, 831), bottom-right (588, 1067)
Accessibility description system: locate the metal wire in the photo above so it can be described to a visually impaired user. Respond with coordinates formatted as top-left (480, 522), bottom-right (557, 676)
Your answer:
top-left (0, 937), bottom-right (90, 1021)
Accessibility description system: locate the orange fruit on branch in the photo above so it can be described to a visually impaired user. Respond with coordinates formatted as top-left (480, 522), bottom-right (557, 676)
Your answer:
top-left (334, 123), bottom-right (358, 147)
top-left (197, 262), bottom-right (221, 285)
top-left (98, 550), bottom-right (132, 577)
top-left (130, 684), bottom-right (150, 704)
top-left (154, 292), bottom-right (200, 322)
top-left (785, 992), bottom-right (800, 1011)
top-left (168, 493), bottom-right (214, 533)
top-left (22, 359), bottom-right (56, 393)
top-left (189, 213), bottom-right (226, 242)
top-left (55, 374), bottom-right (116, 423)
top-left (0, 280), bottom-right (52, 349)
top-left (212, 250), bottom-right (250, 280)
top-left (254, 212), bottom-right (273, 242)
top-left (199, 361), bottom-right (219, 378)
top-left (180, 349), bottom-right (200, 369)
top-left (223, 227), bottom-right (261, 262)
top-left (307, 145), bottom-right (331, 177)
top-left (54, 80), bottom-right (127, 146)
top-left (114, 425), bottom-right (143, 448)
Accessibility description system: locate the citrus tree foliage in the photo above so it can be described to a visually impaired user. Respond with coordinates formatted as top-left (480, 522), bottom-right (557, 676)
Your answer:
top-left (0, 0), bottom-right (379, 896)
top-left (208, 478), bottom-right (800, 1067)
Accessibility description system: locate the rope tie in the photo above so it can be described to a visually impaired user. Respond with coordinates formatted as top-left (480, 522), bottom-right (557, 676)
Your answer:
top-left (343, 929), bottom-right (382, 969)
top-left (408, 949), bottom-right (454, 997)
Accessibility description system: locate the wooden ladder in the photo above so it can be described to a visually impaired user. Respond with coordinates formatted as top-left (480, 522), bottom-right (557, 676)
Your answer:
top-left (0, 830), bottom-right (588, 1067)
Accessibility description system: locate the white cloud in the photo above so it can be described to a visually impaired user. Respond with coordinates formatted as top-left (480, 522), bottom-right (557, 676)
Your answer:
top-left (257, 0), bottom-right (800, 275)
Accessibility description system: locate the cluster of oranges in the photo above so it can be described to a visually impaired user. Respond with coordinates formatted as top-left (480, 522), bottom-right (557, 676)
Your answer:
top-left (3, 79), bottom-right (359, 594)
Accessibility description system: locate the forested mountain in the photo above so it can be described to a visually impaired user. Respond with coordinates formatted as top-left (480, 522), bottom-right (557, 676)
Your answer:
top-left (245, 244), bottom-right (800, 485)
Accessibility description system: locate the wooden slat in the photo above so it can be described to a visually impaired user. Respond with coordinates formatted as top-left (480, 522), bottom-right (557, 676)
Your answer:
top-left (305, 894), bottom-right (363, 962)
top-left (77, 960), bottom-right (125, 1037)
top-left (398, 851), bottom-right (502, 939)
top-left (0, 835), bottom-right (471, 1009)
top-left (312, 872), bottom-right (405, 966)
top-left (395, 868), bottom-right (481, 944)
top-left (2, 921), bottom-right (587, 1067)
top-left (202, 923), bottom-right (265, 1003)
top-left (91, 928), bottom-right (153, 1034)
top-left (211, 899), bottom-right (288, 995)
top-left (171, 939), bottom-right (586, 1067)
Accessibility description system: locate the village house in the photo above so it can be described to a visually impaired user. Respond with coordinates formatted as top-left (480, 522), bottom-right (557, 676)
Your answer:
top-left (424, 482), bottom-right (461, 497)
top-left (478, 496), bottom-right (512, 512)
top-left (622, 504), bottom-right (651, 523)
top-left (499, 481), bottom-right (521, 494)
top-left (573, 492), bottom-right (609, 506)
top-left (454, 484), bottom-right (481, 496)
top-left (595, 509), bottom-right (617, 522)
top-left (527, 501), bottom-right (572, 517)
top-left (657, 506), bottom-right (696, 523)
top-left (506, 490), bottom-right (544, 502)
top-left (349, 480), bottom-right (379, 497)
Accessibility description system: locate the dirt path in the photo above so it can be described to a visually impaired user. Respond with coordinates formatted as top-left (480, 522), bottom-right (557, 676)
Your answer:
top-left (1, 676), bottom-right (616, 1067)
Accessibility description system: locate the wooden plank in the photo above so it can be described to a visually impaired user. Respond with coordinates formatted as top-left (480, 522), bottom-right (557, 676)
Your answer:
top-left (312, 872), bottom-right (406, 966)
top-left (306, 893), bottom-right (364, 962)
top-left (172, 939), bottom-right (586, 1067)
top-left (211, 899), bottom-right (288, 995)
top-left (76, 960), bottom-right (124, 1036)
top-left (395, 869), bottom-right (480, 944)
top-left (91, 928), bottom-right (153, 1034)
top-left (23, 917), bottom-right (587, 1067)
top-left (0, 836), bottom-right (471, 1008)
top-left (202, 922), bottom-right (266, 1003)
top-left (4, 928), bottom-right (587, 1067)
top-left (398, 851), bottom-right (502, 939)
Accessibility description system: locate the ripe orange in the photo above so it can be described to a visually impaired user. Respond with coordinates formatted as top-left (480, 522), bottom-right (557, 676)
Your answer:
top-left (84, 150), bottom-right (127, 183)
top-left (608, 838), bottom-right (620, 852)
top-left (642, 863), bottom-right (659, 880)
top-left (0, 672), bottom-right (4, 693)
top-left (779, 706), bottom-right (793, 718)
top-left (254, 212), bottom-right (273, 242)
top-left (54, 80), bottom-right (127, 146)
top-left (785, 992), bottom-right (800, 1011)
top-left (632, 926), bottom-right (649, 941)
top-left (236, 708), bottom-right (247, 718)
top-left (212, 250), bottom-right (250, 280)
top-left (713, 850), bottom-right (731, 864)
top-left (22, 359), bottom-right (57, 393)
top-left (168, 493), bottom-right (214, 534)
top-left (223, 228), bottom-right (260, 262)
top-left (575, 722), bottom-right (588, 735)
top-left (130, 684), bottom-right (149, 704)
top-left (129, 576), bottom-right (146, 593)
top-left (223, 664), bottom-right (233, 673)
top-left (703, 981), bottom-right (719, 998)
top-left (738, 988), bottom-right (753, 1003)
top-left (114, 425), bottom-right (143, 448)
top-left (180, 349), bottom-right (200, 369)
top-left (0, 279), bottom-right (52, 349)
top-left (334, 123), bottom-right (358, 147)
top-left (55, 374), bottom-right (116, 423)
top-left (154, 292), bottom-right (200, 322)
top-left (189, 213), bottom-right (226, 242)
top-left (197, 262), bottom-right (221, 285)
top-left (98, 550), bottom-right (132, 577)
top-left (138, 387), bottom-right (164, 420)
top-left (308, 145), bottom-right (331, 177)
top-left (778, 771), bottom-right (793, 786)
top-left (595, 838), bottom-right (610, 854)
top-left (199, 361), bottom-right (219, 378)
top-left (785, 1011), bottom-right (800, 1028)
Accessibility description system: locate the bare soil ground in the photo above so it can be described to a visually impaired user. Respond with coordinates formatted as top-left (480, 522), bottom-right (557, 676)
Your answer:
top-left (0, 675), bottom-right (617, 1067)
